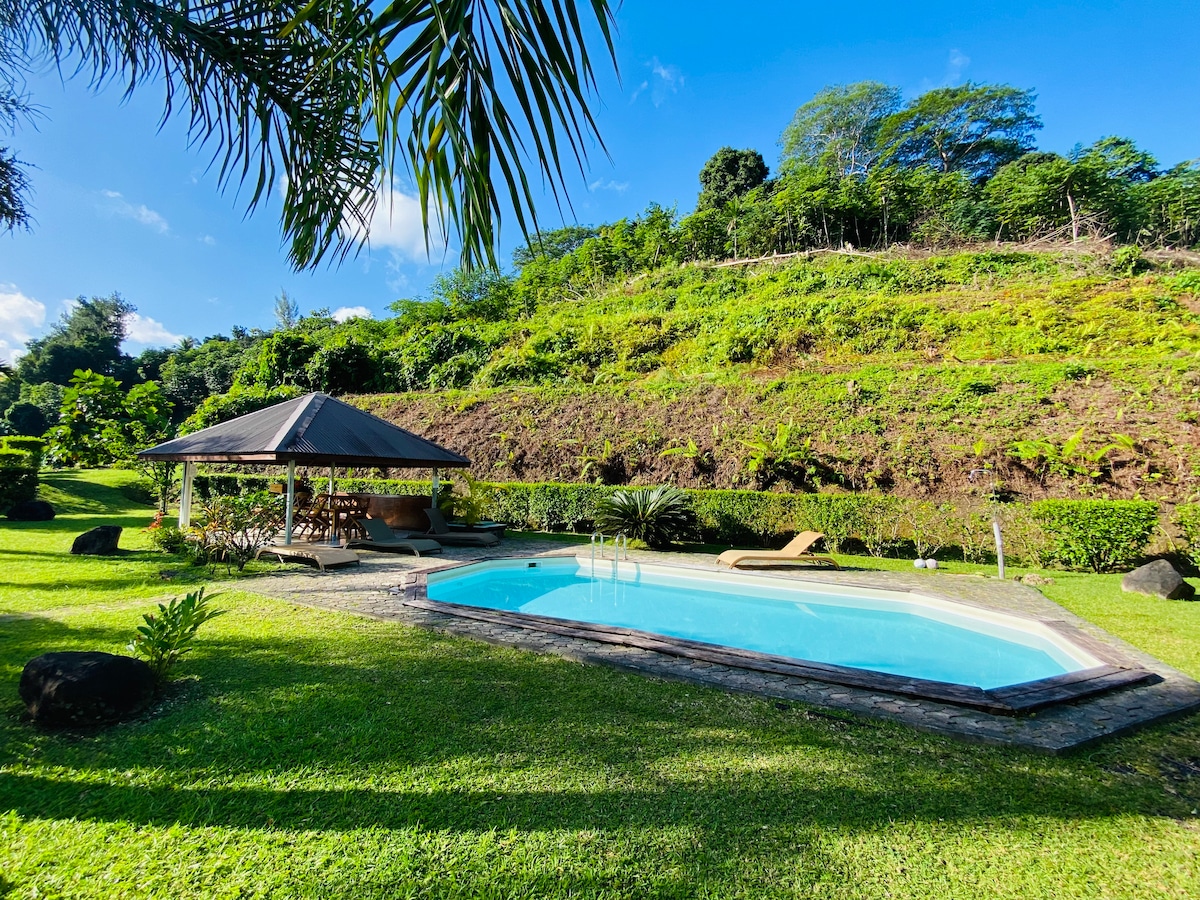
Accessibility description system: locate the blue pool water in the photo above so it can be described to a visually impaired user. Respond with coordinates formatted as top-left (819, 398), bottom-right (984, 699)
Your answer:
top-left (426, 560), bottom-right (1092, 689)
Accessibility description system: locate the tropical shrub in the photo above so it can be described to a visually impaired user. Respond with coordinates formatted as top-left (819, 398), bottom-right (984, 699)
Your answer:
top-left (1030, 499), bottom-right (1159, 572)
top-left (594, 485), bottom-right (696, 549)
top-left (1176, 504), bottom-right (1200, 567)
top-left (192, 492), bottom-right (283, 570)
top-left (128, 587), bottom-right (224, 680)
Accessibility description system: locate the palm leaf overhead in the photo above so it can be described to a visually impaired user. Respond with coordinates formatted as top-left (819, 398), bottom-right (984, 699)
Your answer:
top-left (7, 0), bottom-right (616, 269)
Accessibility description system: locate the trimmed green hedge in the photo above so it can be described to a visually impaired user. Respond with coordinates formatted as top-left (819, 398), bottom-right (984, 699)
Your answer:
top-left (1, 436), bottom-right (46, 469)
top-left (0, 455), bottom-right (38, 515)
top-left (188, 471), bottom-right (1166, 571)
top-left (1030, 499), bottom-right (1160, 572)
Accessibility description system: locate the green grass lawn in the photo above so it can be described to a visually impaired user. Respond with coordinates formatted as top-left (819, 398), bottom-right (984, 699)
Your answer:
top-left (2, 472), bottom-right (1199, 899)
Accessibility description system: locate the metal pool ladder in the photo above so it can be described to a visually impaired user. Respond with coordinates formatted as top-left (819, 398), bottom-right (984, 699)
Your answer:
top-left (589, 531), bottom-right (628, 576)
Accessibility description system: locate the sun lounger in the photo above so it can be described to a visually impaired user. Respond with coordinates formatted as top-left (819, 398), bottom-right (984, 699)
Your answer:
top-left (716, 531), bottom-right (839, 569)
top-left (421, 508), bottom-right (501, 547)
top-left (256, 543), bottom-right (362, 571)
top-left (346, 517), bottom-right (444, 556)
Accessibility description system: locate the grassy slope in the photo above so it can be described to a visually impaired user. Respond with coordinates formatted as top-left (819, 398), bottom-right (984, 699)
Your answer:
top-left (355, 250), bottom-right (1200, 502)
top-left (2, 472), bottom-right (1199, 898)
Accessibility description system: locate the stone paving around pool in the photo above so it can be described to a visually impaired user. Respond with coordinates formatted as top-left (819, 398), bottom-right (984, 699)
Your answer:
top-left (245, 541), bottom-right (1200, 754)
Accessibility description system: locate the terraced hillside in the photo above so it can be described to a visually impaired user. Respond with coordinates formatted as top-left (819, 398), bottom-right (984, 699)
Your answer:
top-left (343, 249), bottom-right (1200, 506)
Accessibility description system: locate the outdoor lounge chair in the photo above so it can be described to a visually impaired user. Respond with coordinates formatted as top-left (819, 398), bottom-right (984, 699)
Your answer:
top-left (421, 508), bottom-right (501, 547)
top-left (716, 531), bottom-right (839, 569)
top-left (346, 517), bottom-right (444, 556)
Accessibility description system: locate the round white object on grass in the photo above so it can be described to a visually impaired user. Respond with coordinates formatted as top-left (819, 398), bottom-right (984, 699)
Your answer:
top-left (925, 559), bottom-right (939, 570)
top-left (913, 559), bottom-right (926, 569)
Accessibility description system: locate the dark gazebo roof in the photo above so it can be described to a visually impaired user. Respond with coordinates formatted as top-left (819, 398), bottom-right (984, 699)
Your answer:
top-left (138, 392), bottom-right (470, 469)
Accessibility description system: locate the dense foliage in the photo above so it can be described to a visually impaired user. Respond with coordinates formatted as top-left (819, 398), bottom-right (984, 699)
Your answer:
top-left (1030, 499), bottom-right (1161, 572)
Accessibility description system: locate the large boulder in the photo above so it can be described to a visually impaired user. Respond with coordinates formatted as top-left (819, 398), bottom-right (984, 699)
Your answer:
top-left (6, 500), bottom-right (56, 521)
top-left (19, 651), bottom-right (156, 726)
top-left (71, 525), bottom-right (122, 555)
top-left (1121, 559), bottom-right (1196, 600)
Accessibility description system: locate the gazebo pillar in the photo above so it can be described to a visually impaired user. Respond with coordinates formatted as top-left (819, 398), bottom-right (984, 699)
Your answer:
top-left (284, 460), bottom-right (296, 545)
top-left (431, 467), bottom-right (440, 507)
top-left (179, 461), bottom-right (196, 528)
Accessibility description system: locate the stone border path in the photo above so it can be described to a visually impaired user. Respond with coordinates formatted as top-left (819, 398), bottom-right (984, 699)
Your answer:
top-left (244, 542), bottom-right (1200, 754)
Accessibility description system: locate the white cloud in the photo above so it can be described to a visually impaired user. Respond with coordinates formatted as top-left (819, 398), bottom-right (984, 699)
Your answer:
top-left (332, 306), bottom-right (372, 323)
top-left (349, 187), bottom-right (446, 262)
top-left (199, 234), bottom-right (217, 246)
top-left (100, 189), bottom-right (170, 234)
top-left (589, 179), bottom-right (630, 193)
top-left (946, 49), bottom-right (971, 83)
top-left (123, 312), bottom-right (184, 347)
top-left (0, 285), bottom-right (47, 365)
top-left (631, 57), bottom-right (683, 107)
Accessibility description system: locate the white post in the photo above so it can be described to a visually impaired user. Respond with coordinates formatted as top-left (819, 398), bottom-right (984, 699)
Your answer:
top-left (327, 465), bottom-right (339, 547)
top-left (993, 516), bottom-right (1006, 580)
top-left (431, 468), bottom-right (440, 507)
top-left (285, 460), bottom-right (296, 546)
top-left (179, 461), bottom-right (195, 528)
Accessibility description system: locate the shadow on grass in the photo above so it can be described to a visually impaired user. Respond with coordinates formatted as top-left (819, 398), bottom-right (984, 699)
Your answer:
top-left (2, 607), bottom-right (1195, 846)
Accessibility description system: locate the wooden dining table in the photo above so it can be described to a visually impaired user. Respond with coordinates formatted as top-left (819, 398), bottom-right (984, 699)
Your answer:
top-left (326, 493), bottom-right (372, 543)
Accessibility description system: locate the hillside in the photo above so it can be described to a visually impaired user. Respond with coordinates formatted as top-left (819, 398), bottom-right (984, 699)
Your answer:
top-left (346, 248), bottom-right (1200, 505)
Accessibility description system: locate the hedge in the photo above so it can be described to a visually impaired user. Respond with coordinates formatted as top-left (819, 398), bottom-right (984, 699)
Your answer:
top-left (1, 436), bottom-right (46, 469)
top-left (186, 471), bottom-right (1164, 572)
top-left (1177, 504), bottom-right (1200, 567)
top-left (1030, 499), bottom-right (1160, 573)
top-left (0, 448), bottom-right (38, 514)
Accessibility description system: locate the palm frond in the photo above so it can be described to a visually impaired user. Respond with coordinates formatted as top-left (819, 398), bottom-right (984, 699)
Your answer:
top-left (14, 0), bottom-right (379, 268)
top-left (11, 0), bottom-right (616, 271)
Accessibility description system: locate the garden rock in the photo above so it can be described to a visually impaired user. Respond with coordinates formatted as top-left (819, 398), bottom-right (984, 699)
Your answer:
top-left (1121, 560), bottom-right (1195, 600)
top-left (71, 525), bottom-right (122, 555)
top-left (6, 500), bottom-right (55, 521)
top-left (19, 651), bottom-right (156, 726)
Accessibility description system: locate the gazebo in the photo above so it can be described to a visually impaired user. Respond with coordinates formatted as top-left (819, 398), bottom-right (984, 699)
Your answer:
top-left (137, 392), bottom-right (470, 544)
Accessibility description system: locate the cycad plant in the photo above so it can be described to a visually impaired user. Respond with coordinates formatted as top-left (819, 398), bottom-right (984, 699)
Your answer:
top-left (593, 485), bottom-right (696, 549)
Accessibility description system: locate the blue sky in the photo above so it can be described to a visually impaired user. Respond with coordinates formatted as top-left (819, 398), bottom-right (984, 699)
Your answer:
top-left (2, 0), bottom-right (1198, 364)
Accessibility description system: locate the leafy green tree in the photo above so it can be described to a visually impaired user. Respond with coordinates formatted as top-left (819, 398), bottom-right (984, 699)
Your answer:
top-left (698, 147), bottom-right (769, 209)
top-left (7, 0), bottom-right (616, 270)
top-left (878, 83), bottom-right (1041, 181)
top-left (16, 294), bottom-right (133, 386)
top-left (780, 82), bottom-right (901, 177)
top-left (273, 291), bottom-right (301, 330)
top-left (1134, 162), bottom-right (1200, 247)
top-left (513, 225), bottom-right (599, 268)
top-left (1076, 137), bottom-right (1159, 184)
top-left (48, 369), bottom-right (172, 466)
top-left (984, 152), bottom-right (1115, 241)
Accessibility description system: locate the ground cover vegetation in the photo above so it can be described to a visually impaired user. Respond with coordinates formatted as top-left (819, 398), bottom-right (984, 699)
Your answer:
top-left (3, 471), bottom-right (1200, 898)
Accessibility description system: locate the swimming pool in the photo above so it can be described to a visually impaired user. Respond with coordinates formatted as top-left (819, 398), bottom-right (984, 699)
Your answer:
top-left (422, 557), bottom-right (1105, 697)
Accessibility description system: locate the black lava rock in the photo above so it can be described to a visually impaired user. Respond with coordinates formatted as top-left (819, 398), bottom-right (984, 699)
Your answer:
top-left (70, 525), bottom-right (122, 555)
top-left (6, 500), bottom-right (56, 521)
top-left (19, 651), bottom-right (156, 726)
top-left (1121, 559), bottom-right (1196, 601)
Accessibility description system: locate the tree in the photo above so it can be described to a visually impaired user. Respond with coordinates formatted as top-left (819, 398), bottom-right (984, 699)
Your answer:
top-left (878, 83), bottom-right (1041, 181)
top-left (273, 291), bottom-right (301, 330)
top-left (48, 369), bottom-right (172, 466)
top-left (1076, 137), bottom-right (1159, 184)
top-left (984, 152), bottom-right (1114, 241)
top-left (16, 294), bottom-right (133, 386)
top-left (780, 82), bottom-right (901, 177)
top-left (698, 147), bottom-right (769, 209)
top-left (6, 1), bottom-right (617, 270)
